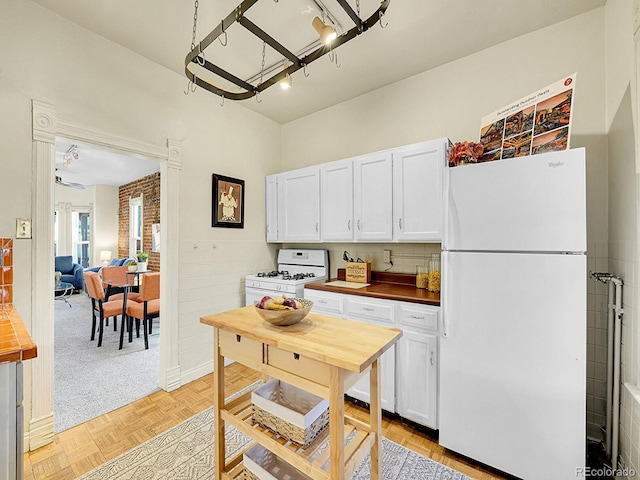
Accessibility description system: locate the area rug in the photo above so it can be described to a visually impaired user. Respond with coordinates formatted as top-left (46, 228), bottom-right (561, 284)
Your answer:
top-left (77, 405), bottom-right (471, 480)
top-left (54, 292), bottom-right (160, 433)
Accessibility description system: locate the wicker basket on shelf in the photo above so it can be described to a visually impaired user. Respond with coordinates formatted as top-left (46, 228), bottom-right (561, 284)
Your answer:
top-left (251, 379), bottom-right (329, 448)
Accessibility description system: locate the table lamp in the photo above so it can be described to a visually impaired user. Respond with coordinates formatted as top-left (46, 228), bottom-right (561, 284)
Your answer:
top-left (100, 250), bottom-right (112, 267)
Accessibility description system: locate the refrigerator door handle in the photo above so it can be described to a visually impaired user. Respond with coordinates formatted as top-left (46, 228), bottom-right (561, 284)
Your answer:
top-left (442, 251), bottom-right (449, 337)
top-left (443, 313), bottom-right (449, 337)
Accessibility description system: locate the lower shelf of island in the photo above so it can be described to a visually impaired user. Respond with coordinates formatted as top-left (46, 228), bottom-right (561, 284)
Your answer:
top-left (219, 385), bottom-right (376, 480)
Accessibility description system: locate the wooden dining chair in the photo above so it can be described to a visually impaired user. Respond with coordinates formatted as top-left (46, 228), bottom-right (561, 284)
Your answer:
top-left (101, 266), bottom-right (142, 330)
top-left (101, 266), bottom-right (142, 302)
top-left (84, 271), bottom-right (124, 347)
top-left (124, 272), bottom-right (160, 350)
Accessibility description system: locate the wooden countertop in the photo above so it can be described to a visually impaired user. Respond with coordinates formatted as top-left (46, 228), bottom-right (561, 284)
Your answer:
top-left (0, 305), bottom-right (38, 363)
top-left (304, 269), bottom-right (441, 306)
top-left (200, 305), bottom-right (402, 374)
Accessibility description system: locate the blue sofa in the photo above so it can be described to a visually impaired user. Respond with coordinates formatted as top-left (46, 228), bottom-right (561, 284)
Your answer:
top-left (54, 255), bottom-right (84, 290)
top-left (86, 257), bottom-right (136, 274)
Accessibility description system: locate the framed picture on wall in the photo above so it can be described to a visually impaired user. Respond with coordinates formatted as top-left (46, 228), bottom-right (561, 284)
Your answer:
top-left (212, 174), bottom-right (245, 228)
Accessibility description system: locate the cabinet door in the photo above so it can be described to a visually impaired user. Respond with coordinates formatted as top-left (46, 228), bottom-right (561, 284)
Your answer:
top-left (392, 139), bottom-right (446, 242)
top-left (353, 152), bottom-right (393, 241)
top-left (321, 159), bottom-right (353, 241)
top-left (278, 167), bottom-right (321, 242)
top-left (345, 296), bottom-right (396, 411)
top-left (347, 341), bottom-right (395, 413)
top-left (396, 331), bottom-right (438, 428)
top-left (265, 174), bottom-right (279, 242)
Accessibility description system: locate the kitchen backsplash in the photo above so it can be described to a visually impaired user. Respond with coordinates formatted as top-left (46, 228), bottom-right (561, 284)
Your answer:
top-left (1, 238), bottom-right (13, 305)
top-left (284, 243), bottom-right (442, 278)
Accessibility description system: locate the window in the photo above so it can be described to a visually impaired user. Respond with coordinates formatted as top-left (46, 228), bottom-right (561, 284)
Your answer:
top-left (72, 209), bottom-right (91, 268)
top-left (129, 195), bottom-right (144, 257)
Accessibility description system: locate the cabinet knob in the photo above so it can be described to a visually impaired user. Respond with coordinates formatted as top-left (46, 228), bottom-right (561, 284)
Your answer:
top-left (410, 315), bottom-right (425, 320)
top-left (399, 218), bottom-right (403, 230)
top-left (357, 219), bottom-right (361, 231)
top-left (348, 220), bottom-right (351, 231)
top-left (316, 222), bottom-right (319, 232)
top-left (363, 307), bottom-right (374, 312)
top-left (430, 351), bottom-right (434, 366)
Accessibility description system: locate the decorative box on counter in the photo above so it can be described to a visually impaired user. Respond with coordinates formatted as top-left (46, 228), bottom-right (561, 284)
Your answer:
top-left (345, 261), bottom-right (371, 283)
top-left (243, 444), bottom-right (313, 480)
top-left (251, 379), bottom-right (329, 447)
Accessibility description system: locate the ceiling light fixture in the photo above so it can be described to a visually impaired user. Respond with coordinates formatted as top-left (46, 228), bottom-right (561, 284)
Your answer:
top-left (280, 61), bottom-right (293, 90)
top-left (62, 144), bottom-right (79, 168)
top-left (184, 0), bottom-right (390, 101)
top-left (312, 16), bottom-right (337, 45)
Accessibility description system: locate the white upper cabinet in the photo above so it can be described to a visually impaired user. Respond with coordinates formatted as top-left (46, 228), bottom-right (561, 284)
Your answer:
top-left (265, 174), bottom-right (279, 242)
top-left (353, 152), bottom-right (393, 241)
top-left (392, 139), bottom-right (447, 242)
top-left (265, 138), bottom-right (448, 243)
top-left (320, 159), bottom-right (354, 241)
top-left (278, 166), bottom-right (321, 242)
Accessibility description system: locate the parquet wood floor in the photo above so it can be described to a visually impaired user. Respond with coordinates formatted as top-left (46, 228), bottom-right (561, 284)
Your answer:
top-left (24, 363), bottom-right (509, 480)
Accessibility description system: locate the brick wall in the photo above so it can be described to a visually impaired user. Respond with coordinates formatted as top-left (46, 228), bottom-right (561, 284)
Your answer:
top-left (118, 172), bottom-right (160, 272)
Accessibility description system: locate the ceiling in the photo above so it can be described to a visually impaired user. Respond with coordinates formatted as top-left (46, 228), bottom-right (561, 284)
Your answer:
top-left (38, 0), bottom-right (606, 186)
top-left (54, 140), bottom-right (160, 188)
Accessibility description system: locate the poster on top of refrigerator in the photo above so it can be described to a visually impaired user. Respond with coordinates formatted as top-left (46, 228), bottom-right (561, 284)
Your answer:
top-left (474, 73), bottom-right (576, 164)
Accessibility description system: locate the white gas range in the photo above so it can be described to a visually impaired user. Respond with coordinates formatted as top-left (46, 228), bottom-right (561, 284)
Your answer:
top-left (245, 249), bottom-right (329, 306)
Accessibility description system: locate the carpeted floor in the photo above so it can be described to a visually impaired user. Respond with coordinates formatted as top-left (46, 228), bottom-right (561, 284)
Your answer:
top-left (76, 402), bottom-right (471, 480)
top-left (54, 292), bottom-right (160, 433)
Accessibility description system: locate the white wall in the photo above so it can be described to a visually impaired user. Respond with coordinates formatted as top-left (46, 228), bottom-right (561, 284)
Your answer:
top-left (282, 5), bottom-right (610, 449)
top-left (93, 185), bottom-right (119, 267)
top-left (1, 0), bottom-right (280, 442)
top-left (604, 0), bottom-right (640, 476)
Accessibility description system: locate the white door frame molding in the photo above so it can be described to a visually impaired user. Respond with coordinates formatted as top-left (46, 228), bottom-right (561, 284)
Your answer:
top-left (30, 99), bottom-right (182, 450)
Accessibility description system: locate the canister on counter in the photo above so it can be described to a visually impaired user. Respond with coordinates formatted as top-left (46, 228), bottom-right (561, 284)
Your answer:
top-left (416, 266), bottom-right (428, 289)
top-left (428, 253), bottom-right (441, 292)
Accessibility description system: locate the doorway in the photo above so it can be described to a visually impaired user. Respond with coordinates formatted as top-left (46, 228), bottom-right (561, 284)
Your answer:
top-left (53, 141), bottom-right (162, 432)
top-left (29, 99), bottom-right (182, 450)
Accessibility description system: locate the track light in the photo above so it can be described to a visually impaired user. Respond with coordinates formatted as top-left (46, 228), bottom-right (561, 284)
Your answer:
top-left (63, 144), bottom-right (79, 168)
top-left (280, 61), bottom-right (292, 90)
top-left (312, 16), bottom-right (337, 45)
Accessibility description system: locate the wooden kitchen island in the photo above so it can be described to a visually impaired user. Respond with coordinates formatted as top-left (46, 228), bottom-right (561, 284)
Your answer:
top-left (200, 305), bottom-right (402, 480)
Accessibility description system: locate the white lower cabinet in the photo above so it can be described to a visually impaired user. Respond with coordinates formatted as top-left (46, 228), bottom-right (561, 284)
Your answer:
top-left (345, 297), bottom-right (396, 412)
top-left (396, 330), bottom-right (438, 428)
top-left (303, 289), bottom-right (346, 318)
top-left (396, 301), bottom-right (439, 429)
top-left (304, 288), bottom-right (439, 429)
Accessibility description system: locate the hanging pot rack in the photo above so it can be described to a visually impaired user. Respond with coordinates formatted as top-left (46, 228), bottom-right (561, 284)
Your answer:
top-left (184, 0), bottom-right (391, 101)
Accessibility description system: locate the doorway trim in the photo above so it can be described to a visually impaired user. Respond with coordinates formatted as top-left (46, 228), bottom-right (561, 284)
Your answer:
top-left (30, 99), bottom-right (181, 450)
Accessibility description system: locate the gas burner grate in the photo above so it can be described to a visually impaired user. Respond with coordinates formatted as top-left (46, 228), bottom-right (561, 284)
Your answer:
top-left (282, 272), bottom-right (317, 281)
top-left (257, 270), bottom-right (289, 278)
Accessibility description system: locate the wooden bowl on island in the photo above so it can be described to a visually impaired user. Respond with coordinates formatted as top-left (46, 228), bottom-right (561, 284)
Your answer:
top-left (254, 298), bottom-right (313, 326)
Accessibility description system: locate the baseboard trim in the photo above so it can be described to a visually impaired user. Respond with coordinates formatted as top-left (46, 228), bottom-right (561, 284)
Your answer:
top-left (180, 362), bottom-right (213, 386)
top-left (163, 365), bottom-right (181, 392)
top-left (29, 413), bottom-right (54, 451)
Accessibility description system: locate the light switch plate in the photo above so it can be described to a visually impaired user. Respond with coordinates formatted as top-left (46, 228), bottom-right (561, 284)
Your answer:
top-left (16, 218), bottom-right (32, 239)
top-left (383, 250), bottom-right (391, 263)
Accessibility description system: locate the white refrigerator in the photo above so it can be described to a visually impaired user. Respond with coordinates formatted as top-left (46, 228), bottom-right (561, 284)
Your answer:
top-left (440, 148), bottom-right (587, 479)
